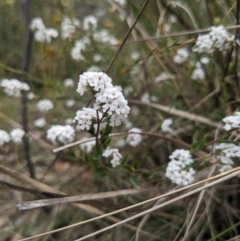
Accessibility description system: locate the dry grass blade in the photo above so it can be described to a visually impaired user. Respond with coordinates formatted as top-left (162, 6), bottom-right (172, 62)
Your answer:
top-left (0, 165), bottom-right (155, 240)
top-left (53, 131), bottom-right (208, 158)
top-left (73, 168), bottom-right (240, 241)
top-left (18, 167), bottom-right (240, 241)
top-left (130, 99), bottom-right (224, 129)
top-left (16, 189), bottom-right (140, 210)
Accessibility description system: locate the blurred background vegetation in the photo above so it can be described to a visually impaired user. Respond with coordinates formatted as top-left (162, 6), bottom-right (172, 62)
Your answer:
top-left (0, 0), bottom-right (240, 240)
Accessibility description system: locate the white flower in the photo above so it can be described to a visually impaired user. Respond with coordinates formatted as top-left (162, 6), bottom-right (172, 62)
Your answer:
top-left (65, 118), bottom-right (73, 125)
top-left (169, 149), bottom-right (194, 167)
top-left (191, 63), bottom-right (205, 80)
top-left (82, 15), bottom-right (98, 31)
top-left (131, 51), bottom-right (140, 60)
top-left (173, 48), bottom-right (189, 64)
top-left (29, 17), bottom-right (45, 31)
top-left (166, 150), bottom-right (195, 186)
top-left (161, 118), bottom-right (173, 132)
top-left (37, 99), bottom-right (54, 113)
top-left (30, 17), bottom-right (58, 43)
top-left (65, 99), bottom-right (75, 108)
top-left (34, 117), bottom-right (46, 128)
top-left (10, 128), bottom-right (25, 144)
top-left (114, 0), bottom-right (126, 6)
top-left (126, 128), bottom-right (142, 147)
top-left (0, 79), bottom-right (30, 97)
top-left (218, 156), bottom-right (234, 165)
top-left (93, 54), bottom-right (103, 62)
top-left (74, 108), bottom-right (102, 131)
top-left (46, 125), bottom-right (75, 145)
top-left (61, 17), bottom-right (80, 40)
top-left (193, 25), bottom-right (235, 53)
top-left (0, 130), bottom-right (10, 147)
top-left (27, 92), bottom-right (35, 99)
top-left (219, 165), bottom-right (232, 173)
top-left (71, 37), bottom-right (90, 60)
top-left (102, 147), bottom-right (122, 167)
top-left (215, 143), bottom-right (240, 158)
top-left (141, 93), bottom-right (150, 103)
top-left (77, 71), bottom-right (112, 95)
top-left (222, 112), bottom-right (240, 131)
top-left (93, 29), bottom-right (118, 45)
top-left (79, 137), bottom-right (96, 153)
top-left (63, 78), bottom-right (74, 87)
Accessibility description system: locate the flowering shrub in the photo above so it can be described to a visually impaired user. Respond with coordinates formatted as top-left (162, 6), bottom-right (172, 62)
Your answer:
top-left (1, 1), bottom-right (240, 240)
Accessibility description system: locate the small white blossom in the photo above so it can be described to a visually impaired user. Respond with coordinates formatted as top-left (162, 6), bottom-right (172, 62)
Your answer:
top-left (30, 18), bottom-right (58, 43)
top-left (114, 0), bottom-right (126, 6)
top-left (77, 71), bottom-right (112, 95)
top-left (37, 99), bottom-right (54, 113)
top-left (174, 48), bottom-right (189, 64)
top-left (79, 137), bottom-right (96, 153)
top-left (215, 143), bottom-right (240, 158)
top-left (82, 15), bottom-right (98, 31)
top-left (93, 54), bottom-right (103, 62)
top-left (65, 99), bottom-right (76, 108)
top-left (10, 128), bottom-right (25, 143)
top-left (191, 63), bottom-right (205, 80)
top-left (27, 92), bottom-right (35, 100)
top-left (102, 147), bottom-right (122, 167)
top-left (65, 118), bottom-right (73, 125)
top-left (93, 29), bottom-right (118, 45)
top-left (71, 37), bottom-right (90, 60)
top-left (131, 51), bottom-right (140, 60)
top-left (222, 112), bottom-right (240, 131)
top-left (126, 128), bottom-right (142, 147)
top-left (0, 79), bottom-right (30, 97)
top-left (166, 149), bottom-right (195, 186)
top-left (169, 149), bottom-right (194, 167)
top-left (193, 26), bottom-right (235, 53)
top-left (63, 78), bottom-right (74, 87)
top-left (141, 93), bottom-right (150, 103)
top-left (161, 118), bottom-right (173, 132)
top-left (34, 117), bottom-right (47, 128)
top-left (74, 108), bottom-right (102, 131)
top-left (219, 165), bottom-right (232, 173)
top-left (46, 125), bottom-right (75, 145)
top-left (61, 17), bottom-right (80, 40)
top-left (0, 130), bottom-right (10, 147)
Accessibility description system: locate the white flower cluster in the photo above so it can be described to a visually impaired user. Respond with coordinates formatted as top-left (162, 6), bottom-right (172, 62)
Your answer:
top-left (30, 17), bottom-right (58, 43)
top-left (82, 15), bottom-right (98, 31)
top-left (93, 29), bottom-right (118, 45)
top-left (79, 137), bottom-right (96, 153)
top-left (114, 0), bottom-right (126, 6)
top-left (74, 72), bottom-right (130, 129)
top-left (37, 99), bottom-right (54, 113)
top-left (126, 128), bottom-right (142, 146)
top-left (71, 37), bottom-right (90, 60)
top-left (34, 117), bottom-right (47, 128)
top-left (10, 128), bottom-right (25, 144)
top-left (166, 149), bottom-right (195, 186)
top-left (191, 62), bottom-right (205, 80)
top-left (222, 112), bottom-right (240, 131)
top-left (46, 125), bottom-right (75, 145)
top-left (193, 26), bottom-right (235, 54)
top-left (161, 118), bottom-right (173, 133)
top-left (0, 130), bottom-right (10, 147)
top-left (0, 79), bottom-right (30, 97)
top-left (173, 48), bottom-right (189, 64)
top-left (102, 147), bottom-right (122, 167)
top-left (61, 17), bottom-right (80, 40)
top-left (63, 78), bottom-right (74, 87)
top-left (215, 143), bottom-right (240, 173)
